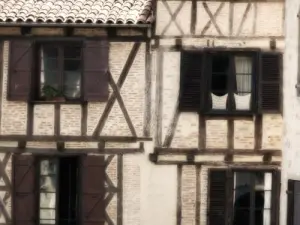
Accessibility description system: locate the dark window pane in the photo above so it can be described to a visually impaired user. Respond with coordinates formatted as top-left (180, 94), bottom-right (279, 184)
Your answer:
top-left (211, 55), bottom-right (229, 96)
top-left (254, 209), bottom-right (268, 225)
top-left (64, 47), bottom-right (81, 59)
top-left (43, 46), bottom-right (58, 58)
top-left (64, 59), bottom-right (81, 98)
top-left (233, 209), bottom-right (250, 225)
top-left (64, 60), bottom-right (81, 72)
top-left (234, 172), bottom-right (251, 207)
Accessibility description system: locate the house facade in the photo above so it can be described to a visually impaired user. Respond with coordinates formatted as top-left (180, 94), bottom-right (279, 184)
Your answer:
top-left (280, 0), bottom-right (300, 224)
top-left (0, 1), bottom-right (155, 225)
top-left (149, 0), bottom-right (284, 225)
top-left (0, 1), bottom-right (286, 225)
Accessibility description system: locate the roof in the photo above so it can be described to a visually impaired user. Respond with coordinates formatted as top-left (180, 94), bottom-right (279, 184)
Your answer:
top-left (0, 0), bottom-right (154, 25)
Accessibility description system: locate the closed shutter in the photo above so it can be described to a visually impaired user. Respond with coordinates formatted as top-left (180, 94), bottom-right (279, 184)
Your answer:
top-left (179, 51), bottom-right (203, 111)
top-left (81, 155), bottom-right (105, 225)
top-left (208, 170), bottom-right (227, 225)
top-left (259, 52), bottom-right (282, 112)
top-left (287, 179), bottom-right (300, 225)
top-left (13, 154), bottom-right (36, 225)
top-left (8, 40), bottom-right (33, 101)
top-left (83, 40), bottom-right (109, 102)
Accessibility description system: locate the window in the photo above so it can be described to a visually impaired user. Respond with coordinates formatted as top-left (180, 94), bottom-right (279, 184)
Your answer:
top-left (13, 154), bottom-right (106, 225)
top-left (179, 50), bottom-right (282, 114)
top-left (38, 157), bottom-right (79, 225)
top-left (233, 172), bottom-right (271, 225)
top-left (8, 40), bottom-right (109, 102)
top-left (208, 170), bottom-right (280, 225)
top-left (39, 44), bottom-right (82, 100)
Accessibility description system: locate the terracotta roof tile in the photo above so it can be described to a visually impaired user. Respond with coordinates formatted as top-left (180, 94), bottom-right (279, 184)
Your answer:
top-left (0, 0), bottom-right (154, 24)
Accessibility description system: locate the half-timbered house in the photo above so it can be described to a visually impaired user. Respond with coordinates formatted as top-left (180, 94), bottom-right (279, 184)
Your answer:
top-left (0, 1), bottom-right (154, 225)
top-left (149, 0), bottom-right (284, 225)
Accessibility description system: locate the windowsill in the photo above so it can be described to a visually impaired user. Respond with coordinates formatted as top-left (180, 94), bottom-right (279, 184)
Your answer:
top-left (203, 110), bottom-right (255, 117)
top-left (31, 100), bottom-right (85, 105)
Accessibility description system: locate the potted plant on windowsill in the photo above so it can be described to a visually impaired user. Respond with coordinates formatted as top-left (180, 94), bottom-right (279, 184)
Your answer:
top-left (42, 85), bottom-right (66, 102)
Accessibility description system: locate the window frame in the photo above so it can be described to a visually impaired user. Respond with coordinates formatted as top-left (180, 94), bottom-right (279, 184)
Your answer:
top-left (203, 49), bottom-right (259, 115)
top-left (207, 168), bottom-right (280, 225)
top-left (35, 156), bottom-right (81, 225)
top-left (34, 41), bottom-right (84, 102)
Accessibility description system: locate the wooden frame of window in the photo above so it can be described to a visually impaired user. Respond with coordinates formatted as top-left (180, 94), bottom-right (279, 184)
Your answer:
top-left (33, 41), bottom-right (84, 102)
top-left (35, 156), bottom-right (81, 225)
top-left (179, 48), bottom-right (282, 114)
top-left (203, 50), bottom-right (259, 115)
top-left (207, 168), bottom-right (280, 225)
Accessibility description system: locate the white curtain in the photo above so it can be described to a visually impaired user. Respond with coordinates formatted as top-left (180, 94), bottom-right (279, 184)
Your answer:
top-left (39, 159), bottom-right (57, 224)
top-left (234, 56), bottom-right (252, 95)
top-left (263, 173), bottom-right (272, 225)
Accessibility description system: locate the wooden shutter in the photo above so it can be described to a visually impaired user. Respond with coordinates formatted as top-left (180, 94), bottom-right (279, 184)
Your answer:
top-left (179, 51), bottom-right (203, 111)
top-left (287, 179), bottom-right (300, 225)
top-left (81, 155), bottom-right (105, 225)
top-left (259, 52), bottom-right (282, 112)
top-left (271, 171), bottom-right (281, 225)
top-left (13, 154), bottom-right (36, 225)
top-left (208, 170), bottom-right (227, 225)
top-left (83, 40), bottom-right (109, 102)
top-left (8, 40), bottom-right (33, 101)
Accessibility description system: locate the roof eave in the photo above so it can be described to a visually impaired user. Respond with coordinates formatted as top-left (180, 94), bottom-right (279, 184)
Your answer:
top-left (0, 22), bottom-right (152, 28)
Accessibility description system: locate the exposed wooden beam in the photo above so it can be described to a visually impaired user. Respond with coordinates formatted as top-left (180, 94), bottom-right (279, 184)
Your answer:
top-left (155, 147), bottom-right (282, 156)
top-left (0, 135), bottom-right (152, 142)
top-left (0, 146), bottom-right (144, 154)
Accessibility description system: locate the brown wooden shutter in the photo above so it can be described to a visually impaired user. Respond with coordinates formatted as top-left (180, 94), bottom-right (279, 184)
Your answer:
top-left (259, 52), bottom-right (282, 112)
top-left (81, 155), bottom-right (105, 225)
top-left (271, 171), bottom-right (281, 225)
top-left (208, 170), bottom-right (227, 225)
top-left (13, 154), bottom-right (36, 225)
top-left (83, 40), bottom-right (109, 102)
top-left (287, 179), bottom-right (300, 225)
top-left (8, 40), bottom-right (33, 101)
top-left (179, 51), bottom-right (203, 111)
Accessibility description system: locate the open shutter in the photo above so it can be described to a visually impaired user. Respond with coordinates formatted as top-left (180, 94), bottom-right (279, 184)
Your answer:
top-left (83, 40), bottom-right (109, 102)
top-left (81, 155), bottom-right (105, 225)
top-left (8, 40), bottom-right (33, 101)
top-left (13, 154), bottom-right (35, 225)
top-left (259, 52), bottom-right (282, 112)
top-left (208, 170), bottom-right (227, 225)
top-left (271, 171), bottom-right (281, 225)
top-left (179, 51), bottom-right (203, 111)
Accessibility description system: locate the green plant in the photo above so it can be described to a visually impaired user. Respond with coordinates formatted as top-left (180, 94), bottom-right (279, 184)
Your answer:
top-left (42, 85), bottom-right (64, 99)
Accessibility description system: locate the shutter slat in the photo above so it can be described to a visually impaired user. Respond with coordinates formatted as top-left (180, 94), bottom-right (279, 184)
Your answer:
top-left (8, 41), bottom-right (33, 101)
top-left (259, 52), bottom-right (282, 112)
top-left (83, 40), bottom-right (109, 102)
top-left (179, 51), bottom-right (202, 111)
top-left (13, 154), bottom-right (35, 225)
top-left (81, 155), bottom-right (105, 225)
top-left (208, 170), bottom-right (226, 225)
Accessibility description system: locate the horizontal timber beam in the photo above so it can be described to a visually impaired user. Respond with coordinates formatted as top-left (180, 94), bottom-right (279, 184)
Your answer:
top-left (0, 147), bottom-right (143, 155)
top-left (0, 36), bottom-right (150, 42)
top-left (0, 135), bottom-right (152, 142)
top-left (154, 147), bottom-right (282, 156)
